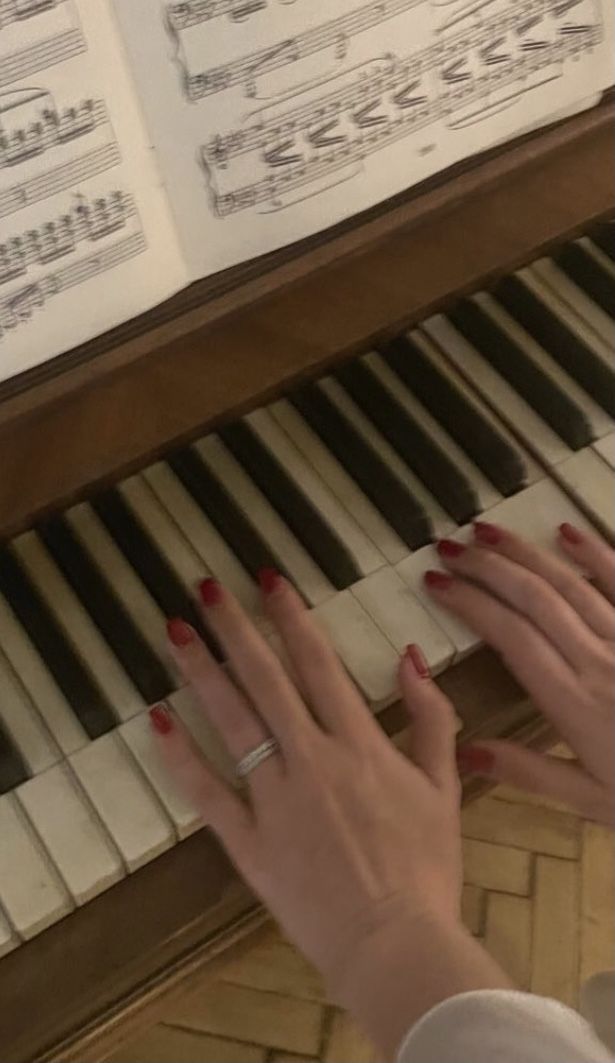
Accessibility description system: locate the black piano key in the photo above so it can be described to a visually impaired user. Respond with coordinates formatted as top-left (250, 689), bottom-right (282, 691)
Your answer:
top-left (92, 488), bottom-right (221, 660)
top-left (382, 336), bottom-right (528, 496)
top-left (493, 274), bottom-right (615, 418)
top-left (555, 242), bottom-right (615, 320)
top-left (218, 422), bottom-right (362, 590)
top-left (289, 384), bottom-right (433, 549)
top-left (38, 518), bottom-right (173, 706)
top-left (169, 446), bottom-right (284, 585)
top-left (0, 549), bottom-right (115, 740)
top-left (335, 360), bottom-right (479, 525)
top-left (590, 222), bottom-right (615, 263)
top-left (0, 719), bottom-right (29, 794)
top-left (448, 300), bottom-right (593, 450)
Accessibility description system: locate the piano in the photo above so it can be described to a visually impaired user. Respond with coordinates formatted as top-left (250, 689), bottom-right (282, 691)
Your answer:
top-left (0, 97), bottom-right (613, 1063)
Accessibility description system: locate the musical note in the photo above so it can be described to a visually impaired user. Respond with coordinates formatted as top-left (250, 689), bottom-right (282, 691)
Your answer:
top-left (0, 91), bottom-right (106, 166)
top-left (166, 0), bottom-right (267, 31)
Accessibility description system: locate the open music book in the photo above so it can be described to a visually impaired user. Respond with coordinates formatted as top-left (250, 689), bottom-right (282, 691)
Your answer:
top-left (1, 0), bottom-right (613, 384)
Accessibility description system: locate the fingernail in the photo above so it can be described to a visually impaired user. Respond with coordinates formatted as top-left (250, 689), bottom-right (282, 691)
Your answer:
top-left (559, 522), bottom-right (584, 545)
top-left (258, 567), bottom-right (282, 596)
top-left (167, 617), bottom-right (194, 647)
top-left (150, 704), bottom-right (174, 736)
top-left (474, 521), bottom-right (504, 546)
top-left (424, 569), bottom-right (454, 590)
top-left (405, 643), bottom-right (430, 678)
top-left (437, 538), bottom-right (465, 559)
top-left (199, 578), bottom-right (223, 607)
top-left (456, 745), bottom-right (495, 774)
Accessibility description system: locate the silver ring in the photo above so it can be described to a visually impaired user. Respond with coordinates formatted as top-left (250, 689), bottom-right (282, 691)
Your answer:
top-left (235, 738), bottom-right (280, 779)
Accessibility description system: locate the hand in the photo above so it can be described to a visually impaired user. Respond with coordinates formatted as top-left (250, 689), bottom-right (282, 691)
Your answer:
top-left (152, 575), bottom-right (509, 1058)
top-left (428, 521), bottom-right (615, 825)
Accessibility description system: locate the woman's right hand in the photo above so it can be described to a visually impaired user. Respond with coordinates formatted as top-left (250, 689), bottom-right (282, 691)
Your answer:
top-left (426, 521), bottom-right (615, 826)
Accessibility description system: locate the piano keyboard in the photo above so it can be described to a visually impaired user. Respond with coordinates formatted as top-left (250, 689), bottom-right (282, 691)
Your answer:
top-left (0, 221), bottom-right (612, 953)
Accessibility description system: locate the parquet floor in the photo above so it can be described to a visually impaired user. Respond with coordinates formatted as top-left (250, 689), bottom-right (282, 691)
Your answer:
top-left (108, 775), bottom-right (614, 1063)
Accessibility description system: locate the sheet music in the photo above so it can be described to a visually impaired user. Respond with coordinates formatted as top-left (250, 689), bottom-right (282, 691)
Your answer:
top-left (0, 0), bottom-right (187, 383)
top-left (114, 0), bottom-right (614, 279)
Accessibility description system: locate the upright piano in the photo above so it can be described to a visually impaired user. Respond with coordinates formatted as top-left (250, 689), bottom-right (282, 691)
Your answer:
top-left (0, 97), bottom-right (613, 1063)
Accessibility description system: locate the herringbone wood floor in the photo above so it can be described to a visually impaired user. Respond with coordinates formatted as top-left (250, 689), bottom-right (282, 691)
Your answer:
top-left (108, 769), bottom-right (614, 1063)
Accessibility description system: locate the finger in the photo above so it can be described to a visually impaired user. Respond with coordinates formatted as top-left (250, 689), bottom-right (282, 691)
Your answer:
top-left (559, 522), bottom-right (615, 605)
top-left (456, 740), bottom-right (605, 819)
top-left (399, 644), bottom-right (459, 790)
top-left (149, 705), bottom-right (254, 855)
top-left (437, 540), bottom-right (598, 670)
top-left (198, 578), bottom-right (317, 752)
top-left (424, 571), bottom-right (587, 746)
top-left (472, 522), bottom-right (614, 640)
top-left (261, 570), bottom-right (373, 736)
top-left (167, 617), bottom-right (276, 779)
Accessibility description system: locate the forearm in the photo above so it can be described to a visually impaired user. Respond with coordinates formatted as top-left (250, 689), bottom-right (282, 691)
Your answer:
top-left (330, 911), bottom-right (512, 1061)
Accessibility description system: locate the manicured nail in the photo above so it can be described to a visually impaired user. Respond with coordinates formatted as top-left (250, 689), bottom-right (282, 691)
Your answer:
top-left (167, 617), bottom-right (194, 647)
top-left (437, 538), bottom-right (465, 559)
top-left (559, 522), bottom-right (584, 545)
top-left (150, 704), bottom-right (174, 736)
top-left (456, 745), bottom-right (495, 774)
top-left (199, 577), bottom-right (223, 607)
top-left (258, 567), bottom-right (282, 596)
top-left (474, 521), bottom-right (504, 546)
top-left (424, 569), bottom-right (454, 590)
top-left (405, 643), bottom-right (430, 678)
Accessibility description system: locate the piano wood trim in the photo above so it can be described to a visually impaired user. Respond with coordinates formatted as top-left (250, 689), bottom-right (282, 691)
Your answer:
top-left (0, 104), bottom-right (613, 541)
top-left (0, 649), bottom-right (552, 1063)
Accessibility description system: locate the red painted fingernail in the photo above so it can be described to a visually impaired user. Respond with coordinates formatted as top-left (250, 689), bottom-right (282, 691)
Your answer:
top-left (199, 578), bottom-right (223, 607)
top-left (405, 643), bottom-right (430, 678)
top-left (437, 538), bottom-right (465, 559)
top-left (258, 567), bottom-right (282, 596)
top-left (456, 746), bottom-right (495, 774)
top-left (474, 521), bottom-right (504, 546)
top-left (150, 704), bottom-right (174, 736)
top-left (424, 569), bottom-right (454, 590)
top-left (167, 617), bottom-right (194, 647)
top-left (559, 522), bottom-right (584, 545)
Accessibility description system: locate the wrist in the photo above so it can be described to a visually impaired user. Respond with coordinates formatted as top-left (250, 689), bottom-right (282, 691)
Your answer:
top-left (327, 904), bottom-right (512, 1060)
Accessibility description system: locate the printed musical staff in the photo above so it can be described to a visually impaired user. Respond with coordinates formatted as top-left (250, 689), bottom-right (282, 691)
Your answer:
top-left (0, 0), bottom-right (66, 31)
top-left (0, 191), bottom-right (135, 286)
top-left (166, 0), bottom-right (267, 31)
top-left (173, 0), bottom-right (425, 100)
top-left (0, 93), bottom-right (107, 167)
top-left (199, 0), bottom-right (604, 216)
top-left (0, 142), bottom-right (122, 218)
top-left (0, 228), bottom-right (146, 340)
top-left (0, 28), bottom-right (85, 87)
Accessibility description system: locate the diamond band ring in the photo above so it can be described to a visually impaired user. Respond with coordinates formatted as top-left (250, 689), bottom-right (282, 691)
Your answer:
top-left (235, 738), bottom-right (280, 779)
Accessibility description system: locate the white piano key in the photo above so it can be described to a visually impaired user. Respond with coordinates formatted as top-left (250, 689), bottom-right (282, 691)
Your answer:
top-left (120, 710), bottom-right (202, 839)
top-left (580, 235), bottom-right (615, 277)
top-left (0, 591), bottom-right (86, 755)
top-left (351, 568), bottom-right (455, 675)
top-left (195, 435), bottom-right (334, 607)
top-left (12, 532), bottom-right (144, 723)
top-left (0, 793), bottom-right (73, 939)
top-left (312, 592), bottom-right (400, 706)
top-left (593, 432), bottom-right (615, 470)
top-left (318, 376), bottom-right (455, 539)
top-left (0, 648), bottom-right (59, 775)
top-left (66, 502), bottom-right (172, 669)
top-left (246, 408), bottom-right (387, 576)
top-left (119, 475), bottom-right (209, 590)
top-left (144, 462), bottom-right (259, 619)
top-left (365, 348), bottom-right (503, 512)
top-left (423, 314), bottom-right (573, 467)
top-left (169, 686), bottom-right (235, 785)
top-left (70, 732), bottom-right (175, 871)
top-left (529, 259), bottom-right (615, 350)
top-left (555, 449), bottom-right (615, 537)
top-left (475, 292), bottom-right (614, 441)
top-left (396, 544), bottom-right (479, 660)
top-left (17, 764), bottom-right (125, 905)
top-left (269, 398), bottom-right (409, 566)
top-left (0, 907), bottom-right (18, 957)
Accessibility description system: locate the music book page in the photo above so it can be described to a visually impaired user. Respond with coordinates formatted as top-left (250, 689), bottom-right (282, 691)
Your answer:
top-left (0, 0), bottom-right (187, 383)
top-left (113, 0), bottom-right (615, 279)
